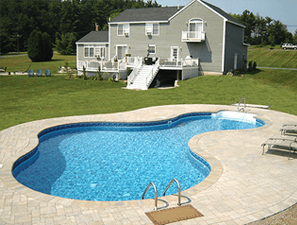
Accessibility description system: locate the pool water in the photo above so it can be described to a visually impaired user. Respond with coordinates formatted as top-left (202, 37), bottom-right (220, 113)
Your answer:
top-left (13, 112), bottom-right (264, 201)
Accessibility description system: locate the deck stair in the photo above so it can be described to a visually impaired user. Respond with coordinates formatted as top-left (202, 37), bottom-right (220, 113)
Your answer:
top-left (127, 59), bottom-right (160, 90)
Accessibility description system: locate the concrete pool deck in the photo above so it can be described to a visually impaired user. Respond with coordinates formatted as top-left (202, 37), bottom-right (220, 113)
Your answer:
top-left (0, 104), bottom-right (296, 225)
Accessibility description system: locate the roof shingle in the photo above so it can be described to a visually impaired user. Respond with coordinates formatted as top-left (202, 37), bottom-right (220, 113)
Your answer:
top-left (76, 31), bottom-right (108, 43)
top-left (110, 6), bottom-right (182, 23)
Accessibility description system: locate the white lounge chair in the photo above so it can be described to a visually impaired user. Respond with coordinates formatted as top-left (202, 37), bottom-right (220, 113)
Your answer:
top-left (280, 124), bottom-right (297, 135)
top-left (262, 136), bottom-right (297, 155)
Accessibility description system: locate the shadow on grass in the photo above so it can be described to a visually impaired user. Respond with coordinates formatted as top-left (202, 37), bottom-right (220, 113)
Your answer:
top-left (244, 69), bottom-right (263, 76)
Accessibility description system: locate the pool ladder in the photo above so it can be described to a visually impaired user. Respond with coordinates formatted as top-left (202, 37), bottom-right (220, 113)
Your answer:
top-left (237, 96), bottom-right (246, 112)
top-left (142, 178), bottom-right (181, 211)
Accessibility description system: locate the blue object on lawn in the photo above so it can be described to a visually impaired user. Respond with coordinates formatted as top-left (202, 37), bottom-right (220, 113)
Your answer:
top-left (36, 69), bottom-right (42, 77)
top-left (45, 69), bottom-right (51, 77)
top-left (28, 69), bottom-right (34, 77)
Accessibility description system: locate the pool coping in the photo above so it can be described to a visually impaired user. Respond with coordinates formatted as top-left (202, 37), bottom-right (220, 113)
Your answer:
top-left (1, 104), bottom-right (297, 224)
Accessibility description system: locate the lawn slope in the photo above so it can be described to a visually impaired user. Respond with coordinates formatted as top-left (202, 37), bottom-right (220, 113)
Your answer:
top-left (1, 70), bottom-right (296, 130)
top-left (248, 48), bottom-right (297, 68)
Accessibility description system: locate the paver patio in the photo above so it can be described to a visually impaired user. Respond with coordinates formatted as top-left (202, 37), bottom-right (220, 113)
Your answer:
top-left (0, 104), bottom-right (296, 224)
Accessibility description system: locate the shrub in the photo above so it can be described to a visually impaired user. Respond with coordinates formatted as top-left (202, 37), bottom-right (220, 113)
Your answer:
top-left (97, 66), bottom-right (102, 81)
top-left (253, 61), bottom-right (257, 70)
top-left (28, 30), bottom-right (53, 62)
top-left (248, 61), bottom-right (253, 71)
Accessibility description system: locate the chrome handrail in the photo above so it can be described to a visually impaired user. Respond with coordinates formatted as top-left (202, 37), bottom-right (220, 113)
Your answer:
top-left (237, 96), bottom-right (246, 112)
top-left (162, 178), bottom-right (181, 206)
top-left (142, 182), bottom-right (158, 210)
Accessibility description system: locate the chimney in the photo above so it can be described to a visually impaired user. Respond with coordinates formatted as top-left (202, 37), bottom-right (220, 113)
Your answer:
top-left (95, 23), bottom-right (99, 31)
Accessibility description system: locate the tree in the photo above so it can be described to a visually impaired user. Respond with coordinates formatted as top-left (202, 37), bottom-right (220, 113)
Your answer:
top-left (55, 33), bottom-right (77, 55)
top-left (293, 30), bottom-right (297, 45)
top-left (28, 30), bottom-right (53, 62)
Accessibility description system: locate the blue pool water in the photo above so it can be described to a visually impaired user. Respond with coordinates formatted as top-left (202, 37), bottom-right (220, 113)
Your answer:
top-left (13, 112), bottom-right (264, 201)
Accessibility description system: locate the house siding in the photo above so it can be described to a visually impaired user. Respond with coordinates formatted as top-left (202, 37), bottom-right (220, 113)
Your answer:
top-left (109, 0), bottom-right (225, 73)
top-left (224, 22), bottom-right (248, 73)
top-left (169, 1), bottom-right (225, 73)
top-left (76, 44), bottom-right (109, 63)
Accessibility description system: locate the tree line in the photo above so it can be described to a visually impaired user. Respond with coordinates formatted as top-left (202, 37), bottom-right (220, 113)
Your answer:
top-left (1, 1), bottom-right (296, 57)
top-left (0, 0), bottom-right (160, 55)
top-left (231, 10), bottom-right (297, 46)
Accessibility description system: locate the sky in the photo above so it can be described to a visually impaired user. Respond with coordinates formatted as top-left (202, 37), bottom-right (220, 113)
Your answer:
top-left (157, 0), bottom-right (297, 34)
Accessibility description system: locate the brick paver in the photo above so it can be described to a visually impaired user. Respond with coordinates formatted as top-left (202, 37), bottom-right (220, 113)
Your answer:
top-left (0, 105), bottom-right (296, 224)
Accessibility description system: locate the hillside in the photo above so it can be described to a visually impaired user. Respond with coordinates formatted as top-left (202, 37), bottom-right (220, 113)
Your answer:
top-left (248, 48), bottom-right (297, 68)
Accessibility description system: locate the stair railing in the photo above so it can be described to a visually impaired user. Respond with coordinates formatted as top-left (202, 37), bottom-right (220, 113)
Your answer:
top-left (127, 57), bottom-right (143, 85)
top-left (145, 58), bottom-right (160, 87)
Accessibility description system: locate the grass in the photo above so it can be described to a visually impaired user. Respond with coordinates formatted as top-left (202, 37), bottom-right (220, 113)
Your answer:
top-left (0, 53), bottom-right (76, 74)
top-left (248, 48), bottom-right (297, 68)
top-left (1, 69), bottom-right (297, 131)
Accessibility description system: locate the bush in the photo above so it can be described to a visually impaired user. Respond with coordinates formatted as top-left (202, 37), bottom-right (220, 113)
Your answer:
top-left (253, 62), bottom-right (257, 70)
top-left (28, 30), bottom-right (53, 62)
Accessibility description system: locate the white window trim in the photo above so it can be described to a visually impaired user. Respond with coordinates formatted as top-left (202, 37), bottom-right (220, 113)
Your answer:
top-left (84, 46), bottom-right (95, 58)
top-left (117, 24), bottom-right (130, 36)
top-left (148, 44), bottom-right (156, 54)
top-left (145, 23), bottom-right (159, 36)
top-left (188, 18), bottom-right (204, 32)
top-left (94, 46), bottom-right (106, 60)
top-left (170, 46), bottom-right (179, 61)
top-left (116, 44), bottom-right (128, 60)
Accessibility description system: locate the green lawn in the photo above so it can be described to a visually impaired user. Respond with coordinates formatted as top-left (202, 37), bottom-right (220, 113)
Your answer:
top-left (0, 53), bottom-right (76, 74)
top-left (1, 69), bottom-right (297, 131)
top-left (248, 48), bottom-right (297, 68)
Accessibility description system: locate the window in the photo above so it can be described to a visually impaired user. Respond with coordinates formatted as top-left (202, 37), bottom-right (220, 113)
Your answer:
top-left (118, 24), bottom-right (129, 36)
top-left (188, 18), bottom-right (203, 39)
top-left (147, 45), bottom-right (156, 54)
top-left (84, 46), bottom-right (94, 58)
top-left (145, 23), bottom-right (159, 35)
top-left (95, 46), bottom-right (106, 59)
top-left (116, 45), bottom-right (128, 60)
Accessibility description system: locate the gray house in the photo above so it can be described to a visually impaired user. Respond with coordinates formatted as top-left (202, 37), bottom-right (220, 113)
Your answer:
top-left (76, 0), bottom-right (248, 90)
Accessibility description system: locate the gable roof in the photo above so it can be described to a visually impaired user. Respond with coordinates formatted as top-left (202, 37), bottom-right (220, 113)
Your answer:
top-left (200, 0), bottom-right (242, 26)
top-left (76, 31), bottom-right (108, 43)
top-left (110, 0), bottom-right (244, 28)
top-left (110, 6), bottom-right (183, 23)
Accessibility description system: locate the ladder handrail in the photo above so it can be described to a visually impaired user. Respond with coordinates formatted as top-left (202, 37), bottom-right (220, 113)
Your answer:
top-left (142, 182), bottom-right (158, 210)
top-left (237, 96), bottom-right (246, 112)
top-left (162, 178), bottom-right (181, 206)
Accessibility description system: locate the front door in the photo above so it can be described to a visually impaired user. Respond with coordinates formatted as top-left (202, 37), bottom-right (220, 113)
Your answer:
top-left (171, 46), bottom-right (179, 61)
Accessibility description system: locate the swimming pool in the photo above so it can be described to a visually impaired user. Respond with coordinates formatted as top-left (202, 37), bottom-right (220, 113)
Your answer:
top-left (13, 111), bottom-right (264, 201)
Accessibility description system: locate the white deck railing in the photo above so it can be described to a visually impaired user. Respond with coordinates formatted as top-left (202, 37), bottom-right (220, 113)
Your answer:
top-left (182, 31), bottom-right (205, 42)
top-left (78, 57), bottom-right (199, 73)
top-left (159, 58), bottom-right (199, 67)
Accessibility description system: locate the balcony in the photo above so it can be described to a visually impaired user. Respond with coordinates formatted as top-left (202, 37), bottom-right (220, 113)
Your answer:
top-left (182, 31), bottom-right (205, 42)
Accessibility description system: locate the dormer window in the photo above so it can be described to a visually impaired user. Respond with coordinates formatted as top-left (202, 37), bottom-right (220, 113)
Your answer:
top-left (145, 23), bottom-right (159, 36)
top-left (118, 24), bottom-right (129, 36)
